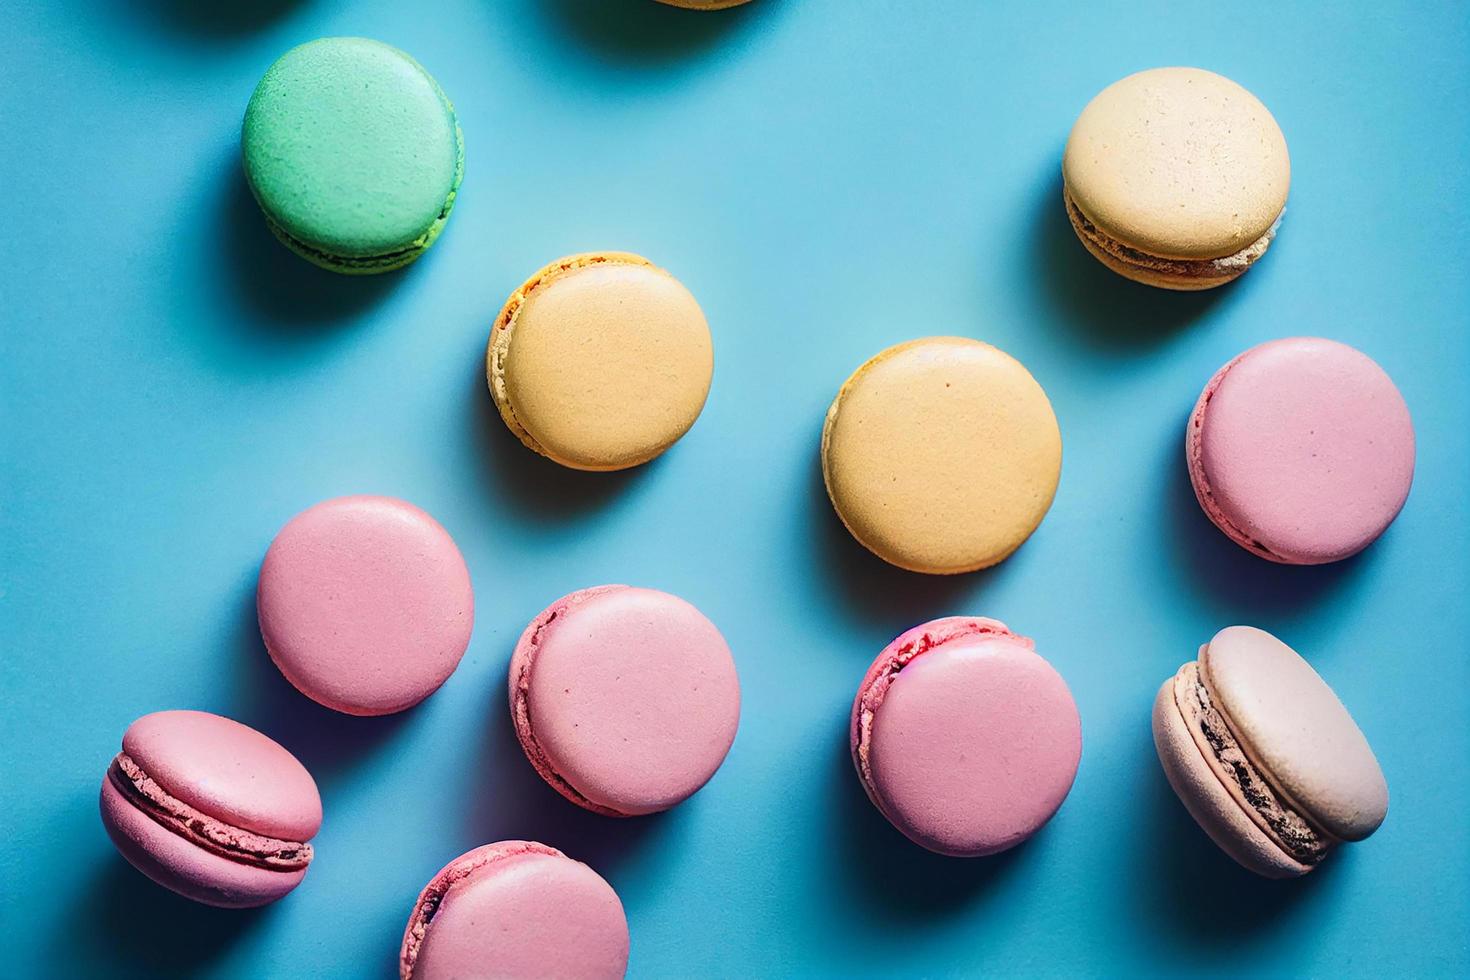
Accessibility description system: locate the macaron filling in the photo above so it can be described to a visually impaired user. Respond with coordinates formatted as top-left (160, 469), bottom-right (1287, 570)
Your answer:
top-left (107, 753), bottom-right (313, 871)
top-left (486, 253), bottom-right (654, 461)
top-left (851, 617), bottom-right (1020, 803)
top-left (1172, 664), bottom-right (1327, 866)
top-left (399, 841), bottom-right (559, 979)
top-left (508, 586), bottom-right (628, 817)
top-left (1186, 355), bottom-right (1285, 562)
top-left (1064, 188), bottom-right (1280, 284)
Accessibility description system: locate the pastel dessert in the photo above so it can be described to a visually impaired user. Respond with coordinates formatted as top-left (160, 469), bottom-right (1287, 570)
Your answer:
top-left (1187, 337), bottom-right (1414, 564)
top-left (656, 0), bottom-right (754, 7)
top-left (821, 337), bottom-right (1062, 574)
top-left (510, 586), bottom-right (740, 816)
top-left (400, 841), bottom-right (629, 980)
top-left (1153, 626), bottom-right (1388, 877)
top-left (851, 618), bottom-right (1082, 857)
top-left (258, 495), bottom-right (475, 715)
top-left (1064, 67), bottom-right (1289, 289)
top-left (242, 37), bottom-right (463, 274)
top-left (99, 710), bottom-right (322, 908)
top-left (487, 253), bottom-right (713, 471)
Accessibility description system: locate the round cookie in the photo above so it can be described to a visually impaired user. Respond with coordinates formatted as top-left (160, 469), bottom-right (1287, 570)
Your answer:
top-left (242, 37), bottom-right (463, 275)
top-left (257, 496), bottom-right (475, 715)
top-left (821, 337), bottom-right (1062, 574)
top-left (656, 0), bottom-right (753, 8)
top-left (851, 618), bottom-right (1082, 857)
top-left (99, 710), bottom-right (322, 908)
top-left (1152, 626), bottom-right (1388, 877)
top-left (400, 841), bottom-right (629, 980)
top-left (1063, 67), bottom-right (1290, 290)
top-left (487, 253), bottom-right (714, 471)
top-left (509, 586), bottom-right (740, 816)
top-left (1187, 338), bottom-right (1414, 564)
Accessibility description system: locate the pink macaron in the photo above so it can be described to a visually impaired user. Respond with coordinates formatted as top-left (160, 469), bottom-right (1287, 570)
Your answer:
top-left (851, 617), bottom-right (1082, 857)
top-left (257, 495), bottom-right (475, 715)
top-left (99, 710), bottom-right (322, 908)
top-left (509, 586), bottom-right (741, 817)
top-left (1187, 337), bottom-right (1414, 564)
top-left (400, 841), bottom-right (629, 980)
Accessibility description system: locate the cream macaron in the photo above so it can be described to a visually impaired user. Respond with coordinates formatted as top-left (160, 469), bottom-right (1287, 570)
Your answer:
top-left (487, 252), bottom-right (714, 471)
top-left (1153, 626), bottom-right (1388, 878)
top-left (1063, 67), bottom-right (1290, 290)
top-left (821, 337), bottom-right (1062, 574)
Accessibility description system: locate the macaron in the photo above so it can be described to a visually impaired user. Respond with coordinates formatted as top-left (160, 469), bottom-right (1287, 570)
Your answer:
top-left (509, 586), bottom-right (740, 816)
top-left (821, 337), bottom-right (1062, 574)
top-left (242, 37), bottom-right (463, 275)
top-left (1063, 67), bottom-right (1290, 290)
top-left (487, 253), bottom-right (713, 471)
top-left (99, 710), bottom-right (322, 908)
top-left (400, 841), bottom-right (629, 980)
top-left (1152, 626), bottom-right (1388, 878)
top-left (257, 495), bottom-right (474, 716)
top-left (850, 617), bottom-right (1082, 857)
top-left (656, 0), bottom-right (754, 8)
top-left (1187, 337), bottom-right (1414, 564)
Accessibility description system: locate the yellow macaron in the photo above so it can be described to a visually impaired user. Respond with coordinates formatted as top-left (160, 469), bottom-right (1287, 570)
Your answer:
top-left (1063, 67), bottom-right (1290, 290)
top-left (487, 253), bottom-right (714, 471)
top-left (821, 337), bottom-right (1062, 574)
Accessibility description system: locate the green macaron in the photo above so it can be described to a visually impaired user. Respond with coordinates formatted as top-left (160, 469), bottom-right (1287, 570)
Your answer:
top-left (242, 38), bottom-right (464, 275)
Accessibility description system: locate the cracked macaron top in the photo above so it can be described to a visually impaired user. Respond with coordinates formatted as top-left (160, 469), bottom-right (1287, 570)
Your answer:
top-left (1157, 627), bottom-right (1387, 875)
top-left (242, 37), bottom-right (463, 275)
top-left (1187, 338), bottom-right (1415, 564)
top-left (99, 710), bottom-right (321, 907)
top-left (509, 586), bottom-right (740, 816)
top-left (400, 841), bottom-right (628, 980)
top-left (850, 617), bottom-right (1082, 857)
top-left (821, 337), bottom-right (1061, 575)
top-left (1063, 67), bottom-right (1289, 289)
top-left (487, 252), bottom-right (714, 471)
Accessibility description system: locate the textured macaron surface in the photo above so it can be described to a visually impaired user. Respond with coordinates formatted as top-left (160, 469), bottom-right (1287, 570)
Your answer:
top-left (258, 495), bottom-right (474, 715)
top-left (852, 618), bottom-right (1081, 856)
top-left (120, 710), bottom-right (321, 842)
top-left (822, 337), bottom-right (1061, 574)
top-left (1064, 67), bottom-right (1289, 260)
top-left (511, 586), bottom-right (740, 815)
top-left (1190, 338), bottom-right (1415, 564)
top-left (242, 37), bottom-right (461, 262)
top-left (1202, 627), bottom-right (1388, 841)
top-left (402, 842), bottom-right (629, 980)
top-left (490, 254), bottom-right (713, 471)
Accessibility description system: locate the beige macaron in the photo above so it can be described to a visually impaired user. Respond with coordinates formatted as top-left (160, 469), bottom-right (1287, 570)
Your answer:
top-left (821, 337), bottom-right (1062, 574)
top-left (1063, 67), bottom-right (1290, 290)
top-left (487, 253), bottom-right (714, 471)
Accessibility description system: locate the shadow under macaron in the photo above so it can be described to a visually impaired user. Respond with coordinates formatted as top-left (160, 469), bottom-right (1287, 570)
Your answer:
top-left (528, 0), bottom-right (770, 68)
top-left (51, 857), bottom-right (275, 977)
top-left (137, 0), bottom-right (301, 38)
top-left (1025, 169), bottom-right (1239, 353)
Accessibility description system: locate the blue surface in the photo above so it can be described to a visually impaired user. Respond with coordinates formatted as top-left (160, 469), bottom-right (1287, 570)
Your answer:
top-left (4, 1), bottom-right (1468, 976)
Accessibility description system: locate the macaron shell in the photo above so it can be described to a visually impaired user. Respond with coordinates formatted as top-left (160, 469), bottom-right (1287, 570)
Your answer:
top-left (822, 337), bottom-right (1061, 574)
top-left (242, 37), bottom-right (461, 262)
top-left (1064, 189), bottom-right (1249, 291)
top-left (511, 586), bottom-right (740, 816)
top-left (1064, 67), bottom-right (1289, 259)
top-left (490, 255), bottom-right (713, 471)
top-left (1150, 678), bottom-right (1308, 878)
top-left (257, 496), bottom-right (475, 716)
top-left (100, 777), bottom-right (308, 908)
top-left (657, 0), bottom-right (753, 7)
top-left (858, 623), bottom-right (1081, 856)
top-left (407, 847), bottom-right (628, 980)
top-left (1191, 338), bottom-right (1415, 564)
top-left (1202, 627), bottom-right (1388, 840)
top-left (122, 710), bottom-right (321, 841)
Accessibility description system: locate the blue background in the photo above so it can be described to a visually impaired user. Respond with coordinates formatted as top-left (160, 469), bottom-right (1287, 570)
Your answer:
top-left (4, 1), bottom-right (1468, 976)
